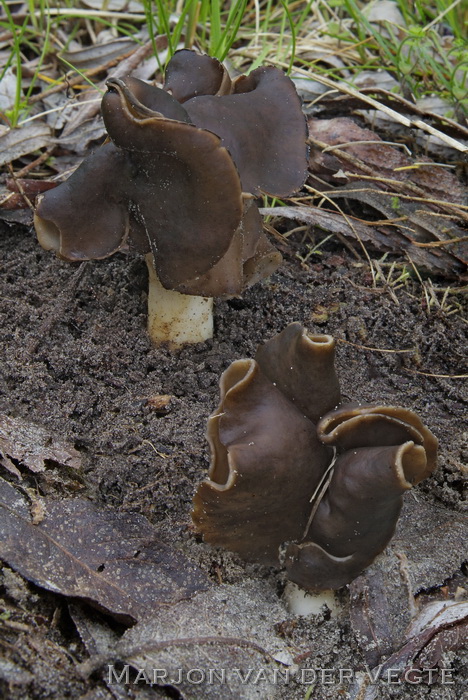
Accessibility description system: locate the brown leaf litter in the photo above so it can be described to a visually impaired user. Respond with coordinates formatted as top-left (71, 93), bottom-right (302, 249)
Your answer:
top-left (0, 413), bottom-right (81, 478)
top-left (0, 477), bottom-right (209, 624)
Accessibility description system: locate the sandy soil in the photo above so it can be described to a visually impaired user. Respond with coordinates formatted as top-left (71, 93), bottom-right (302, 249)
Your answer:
top-left (0, 217), bottom-right (466, 699)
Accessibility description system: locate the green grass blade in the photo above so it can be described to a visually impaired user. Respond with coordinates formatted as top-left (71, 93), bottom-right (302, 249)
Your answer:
top-left (209, 0), bottom-right (222, 55)
top-left (279, 0), bottom-right (296, 74)
top-left (59, 57), bottom-right (105, 95)
top-left (214, 0), bottom-right (248, 61)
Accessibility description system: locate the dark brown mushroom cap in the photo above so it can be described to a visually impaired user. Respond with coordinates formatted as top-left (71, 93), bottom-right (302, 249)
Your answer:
top-left (101, 77), bottom-right (245, 289)
top-left (182, 65), bottom-right (309, 196)
top-left (317, 403), bottom-right (438, 481)
top-left (34, 143), bottom-right (131, 261)
top-left (106, 76), bottom-right (192, 123)
top-left (285, 542), bottom-right (356, 592)
top-left (240, 201), bottom-right (284, 289)
top-left (192, 358), bottom-right (331, 565)
top-left (176, 198), bottom-right (282, 297)
top-left (35, 57), bottom-right (306, 297)
top-left (255, 323), bottom-right (341, 423)
top-left (164, 49), bottom-right (232, 102)
top-left (192, 323), bottom-right (439, 591)
top-left (308, 442), bottom-right (427, 557)
top-left (35, 77), bottom-right (247, 292)
top-left (286, 441), bottom-right (428, 591)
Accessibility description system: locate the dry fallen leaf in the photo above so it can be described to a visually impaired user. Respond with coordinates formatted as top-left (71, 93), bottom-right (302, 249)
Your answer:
top-left (364, 0), bottom-right (405, 26)
top-left (376, 600), bottom-right (468, 681)
top-left (0, 68), bottom-right (19, 112)
top-left (308, 116), bottom-right (467, 205)
top-left (260, 204), bottom-right (466, 278)
top-left (1, 178), bottom-right (57, 210)
top-left (60, 36), bottom-right (140, 71)
top-left (0, 413), bottom-right (81, 477)
top-left (115, 581), bottom-right (294, 700)
top-left (0, 122), bottom-right (51, 168)
top-left (392, 495), bottom-right (468, 592)
top-left (56, 118), bottom-right (106, 155)
top-left (0, 478), bottom-right (209, 623)
top-left (296, 116), bottom-right (468, 277)
top-left (325, 183), bottom-right (467, 268)
top-left (349, 493), bottom-right (468, 669)
top-left (349, 560), bottom-right (415, 668)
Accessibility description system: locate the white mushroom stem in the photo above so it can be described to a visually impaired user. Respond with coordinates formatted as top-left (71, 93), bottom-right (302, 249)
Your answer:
top-left (146, 254), bottom-right (213, 348)
top-left (283, 581), bottom-right (340, 618)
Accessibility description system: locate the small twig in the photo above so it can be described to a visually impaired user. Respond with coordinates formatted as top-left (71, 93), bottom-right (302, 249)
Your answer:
top-left (259, 56), bottom-right (460, 150)
top-left (123, 635), bottom-right (275, 661)
top-left (10, 147), bottom-right (56, 179)
top-left (323, 139), bottom-right (412, 156)
top-left (308, 135), bottom-right (467, 216)
top-left (303, 184), bottom-right (365, 263)
top-left (78, 635), bottom-right (276, 678)
top-left (353, 87), bottom-right (468, 140)
top-left (402, 368), bottom-right (467, 379)
top-left (304, 71), bottom-right (468, 153)
top-left (411, 236), bottom-right (468, 248)
top-left (0, 618), bottom-right (31, 632)
top-left (336, 338), bottom-right (416, 354)
top-left (321, 178), bottom-right (468, 224)
top-left (7, 164), bottom-right (34, 210)
top-left (28, 40), bottom-right (156, 105)
top-left (424, 0), bottom-right (464, 31)
top-left (302, 449), bottom-right (336, 541)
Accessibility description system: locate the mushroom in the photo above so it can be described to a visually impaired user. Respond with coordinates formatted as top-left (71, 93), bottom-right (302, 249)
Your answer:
top-left (164, 49), bottom-right (233, 101)
top-left (172, 51), bottom-right (309, 196)
top-left (192, 323), bottom-right (438, 591)
top-left (193, 356), bottom-right (332, 564)
top-left (34, 51), bottom-right (308, 347)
